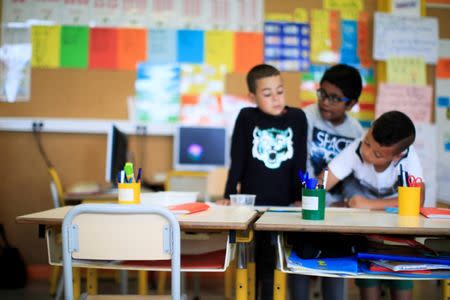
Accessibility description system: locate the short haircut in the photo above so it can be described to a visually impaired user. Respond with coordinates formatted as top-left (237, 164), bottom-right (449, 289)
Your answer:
top-left (320, 64), bottom-right (363, 101)
top-left (372, 111), bottom-right (416, 154)
top-left (246, 64), bottom-right (281, 94)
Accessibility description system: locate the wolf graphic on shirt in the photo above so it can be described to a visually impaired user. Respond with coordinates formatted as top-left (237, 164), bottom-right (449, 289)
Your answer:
top-left (252, 127), bottom-right (293, 169)
top-left (310, 127), bottom-right (356, 175)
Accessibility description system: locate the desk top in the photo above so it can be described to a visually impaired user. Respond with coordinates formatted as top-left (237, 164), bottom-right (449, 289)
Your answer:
top-left (255, 209), bottom-right (450, 236)
top-left (16, 205), bottom-right (258, 231)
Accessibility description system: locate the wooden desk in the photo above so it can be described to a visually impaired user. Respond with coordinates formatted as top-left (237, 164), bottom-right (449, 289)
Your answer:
top-left (254, 208), bottom-right (450, 300)
top-left (17, 205), bottom-right (257, 300)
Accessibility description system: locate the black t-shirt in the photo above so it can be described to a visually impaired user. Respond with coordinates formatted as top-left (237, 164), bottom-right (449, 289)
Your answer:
top-left (224, 106), bottom-right (307, 206)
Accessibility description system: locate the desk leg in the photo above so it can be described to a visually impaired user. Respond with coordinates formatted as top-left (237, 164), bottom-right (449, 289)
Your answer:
top-left (73, 267), bottom-right (81, 300)
top-left (86, 268), bottom-right (98, 295)
top-left (236, 243), bottom-right (248, 300)
top-left (273, 246), bottom-right (286, 300)
top-left (138, 270), bottom-right (148, 295)
top-left (157, 271), bottom-right (168, 295)
top-left (443, 279), bottom-right (450, 300)
top-left (248, 241), bottom-right (255, 300)
top-left (224, 257), bottom-right (235, 300)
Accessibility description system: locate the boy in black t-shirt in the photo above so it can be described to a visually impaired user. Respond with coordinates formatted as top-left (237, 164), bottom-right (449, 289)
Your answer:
top-left (217, 64), bottom-right (307, 299)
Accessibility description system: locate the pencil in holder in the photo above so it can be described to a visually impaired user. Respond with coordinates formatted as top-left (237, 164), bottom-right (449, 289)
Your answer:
top-left (302, 188), bottom-right (325, 220)
top-left (398, 186), bottom-right (420, 216)
top-left (118, 182), bottom-right (141, 204)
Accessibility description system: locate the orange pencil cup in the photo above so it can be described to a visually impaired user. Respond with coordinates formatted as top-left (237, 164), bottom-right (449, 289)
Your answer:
top-left (398, 186), bottom-right (420, 216)
top-left (118, 182), bottom-right (141, 204)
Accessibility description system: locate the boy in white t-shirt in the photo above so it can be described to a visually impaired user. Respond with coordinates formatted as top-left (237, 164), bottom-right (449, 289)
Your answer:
top-left (324, 110), bottom-right (423, 300)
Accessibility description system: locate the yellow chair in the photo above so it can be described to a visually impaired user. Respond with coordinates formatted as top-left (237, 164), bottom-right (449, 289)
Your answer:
top-left (61, 204), bottom-right (181, 300)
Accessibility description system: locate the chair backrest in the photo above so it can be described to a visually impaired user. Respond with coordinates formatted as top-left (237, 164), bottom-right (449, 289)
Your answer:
top-left (48, 167), bottom-right (64, 208)
top-left (62, 204), bottom-right (181, 300)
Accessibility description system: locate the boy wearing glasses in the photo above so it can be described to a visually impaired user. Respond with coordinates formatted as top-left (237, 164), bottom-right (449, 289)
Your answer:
top-left (291, 64), bottom-right (363, 300)
top-left (305, 64), bottom-right (364, 205)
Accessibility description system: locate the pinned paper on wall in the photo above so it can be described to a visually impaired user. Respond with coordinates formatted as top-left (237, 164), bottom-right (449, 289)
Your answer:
top-left (233, 0), bottom-right (263, 32)
top-left (391, 0), bottom-right (421, 17)
top-left (178, 0), bottom-right (206, 29)
top-left (386, 57), bottom-right (426, 85)
top-left (180, 64), bottom-right (226, 125)
top-left (91, 0), bottom-right (122, 27)
top-left (375, 83), bottom-right (433, 123)
top-left (324, 0), bottom-right (363, 21)
top-left (122, 0), bottom-right (149, 27)
top-left (311, 9), bottom-right (339, 63)
top-left (373, 12), bottom-right (438, 64)
top-left (205, 30), bottom-right (234, 72)
top-left (222, 94), bottom-right (255, 132)
top-left (117, 28), bottom-right (147, 70)
top-left (31, 25), bottom-right (61, 68)
top-left (134, 63), bottom-right (180, 123)
top-left (0, 43), bottom-right (31, 102)
top-left (437, 58), bottom-right (450, 79)
top-left (148, 0), bottom-right (176, 28)
top-left (293, 8), bottom-right (308, 23)
top-left (61, 0), bottom-right (91, 25)
top-left (32, 0), bottom-right (62, 23)
top-left (234, 32), bottom-right (263, 74)
top-left (177, 30), bottom-right (204, 64)
top-left (60, 26), bottom-right (89, 68)
top-left (340, 20), bottom-right (359, 64)
top-left (148, 29), bottom-right (177, 64)
top-left (358, 12), bottom-right (372, 67)
top-left (89, 28), bottom-right (118, 69)
top-left (204, 0), bottom-right (232, 30)
top-left (2, 27), bottom-right (30, 45)
top-left (2, 0), bottom-right (32, 24)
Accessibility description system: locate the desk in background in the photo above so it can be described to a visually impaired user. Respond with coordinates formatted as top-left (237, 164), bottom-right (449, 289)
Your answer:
top-left (254, 208), bottom-right (450, 300)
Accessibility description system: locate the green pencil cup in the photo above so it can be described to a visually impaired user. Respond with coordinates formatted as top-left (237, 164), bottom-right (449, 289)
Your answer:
top-left (302, 188), bottom-right (326, 220)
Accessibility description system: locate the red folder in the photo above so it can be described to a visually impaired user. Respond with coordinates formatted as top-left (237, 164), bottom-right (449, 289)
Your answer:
top-left (168, 202), bottom-right (209, 215)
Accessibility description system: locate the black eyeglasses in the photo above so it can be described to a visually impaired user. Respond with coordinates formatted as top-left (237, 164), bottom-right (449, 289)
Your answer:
top-left (316, 88), bottom-right (350, 105)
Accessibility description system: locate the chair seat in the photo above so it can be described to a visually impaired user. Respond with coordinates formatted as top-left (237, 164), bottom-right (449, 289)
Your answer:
top-left (86, 295), bottom-right (171, 299)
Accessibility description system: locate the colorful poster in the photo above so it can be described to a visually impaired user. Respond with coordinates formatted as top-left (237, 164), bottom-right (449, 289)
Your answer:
top-left (2, 27), bottom-right (30, 44)
top-left (357, 12), bottom-right (372, 67)
top-left (60, 25), bottom-right (89, 68)
top-left (386, 57), bottom-right (426, 85)
top-left (122, 0), bottom-right (149, 27)
top-left (203, 0), bottom-right (232, 30)
top-left (31, 25), bottom-right (61, 68)
top-left (222, 94), bottom-right (255, 132)
top-left (310, 9), bottom-right (339, 63)
top-left (373, 12), bottom-right (438, 64)
top-left (88, 27), bottom-right (118, 69)
top-left (91, 0), bottom-right (122, 27)
top-left (264, 22), bottom-right (310, 72)
top-left (230, 0), bottom-right (263, 32)
top-left (117, 28), bottom-right (147, 70)
top-left (0, 44), bottom-right (31, 102)
top-left (234, 32), bottom-right (263, 74)
top-left (437, 58), bottom-right (450, 79)
top-left (180, 64), bottom-right (226, 125)
top-left (2, 0), bottom-right (32, 24)
top-left (205, 30), bottom-right (234, 72)
top-left (375, 83), bottom-right (433, 123)
top-left (148, 29), bottom-right (177, 64)
top-left (177, 29), bottom-right (204, 63)
top-left (61, 0), bottom-right (91, 25)
top-left (31, 0), bottom-right (62, 23)
top-left (324, 0), bottom-right (363, 21)
top-left (134, 63), bottom-right (180, 123)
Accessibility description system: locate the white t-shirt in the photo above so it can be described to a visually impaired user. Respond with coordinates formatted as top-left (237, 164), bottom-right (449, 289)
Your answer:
top-left (329, 139), bottom-right (423, 199)
top-left (304, 104), bottom-right (364, 177)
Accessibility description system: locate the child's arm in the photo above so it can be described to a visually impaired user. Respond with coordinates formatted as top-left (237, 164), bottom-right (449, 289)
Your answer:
top-left (318, 168), bottom-right (340, 191)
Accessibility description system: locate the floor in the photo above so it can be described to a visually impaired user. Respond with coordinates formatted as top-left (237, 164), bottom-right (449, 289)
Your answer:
top-left (0, 273), bottom-right (444, 300)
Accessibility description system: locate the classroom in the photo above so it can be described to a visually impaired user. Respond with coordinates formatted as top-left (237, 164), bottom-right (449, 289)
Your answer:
top-left (1, 0), bottom-right (450, 299)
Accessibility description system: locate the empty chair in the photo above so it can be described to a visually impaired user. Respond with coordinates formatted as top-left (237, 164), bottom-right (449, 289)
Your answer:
top-left (62, 204), bottom-right (181, 300)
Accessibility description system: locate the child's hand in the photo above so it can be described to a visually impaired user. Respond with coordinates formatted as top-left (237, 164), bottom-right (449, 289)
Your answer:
top-left (292, 201), bottom-right (302, 207)
top-left (216, 199), bottom-right (231, 206)
top-left (347, 195), bottom-right (372, 209)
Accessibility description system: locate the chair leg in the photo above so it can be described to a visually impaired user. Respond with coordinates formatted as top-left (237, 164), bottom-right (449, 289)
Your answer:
top-left (443, 280), bottom-right (450, 300)
top-left (157, 271), bottom-right (168, 295)
top-left (73, 267), bottom-right (81, 300)
top-left (55, 272), bottom-right (64, 300)
top-left (49, 265), bottom-right (61, 295)
top-left (86, 268), bottom-right (98, 295)
top-left (120, 270), bottom-right (128, 294)
top-left (138, 270), bottom-right (148, 295)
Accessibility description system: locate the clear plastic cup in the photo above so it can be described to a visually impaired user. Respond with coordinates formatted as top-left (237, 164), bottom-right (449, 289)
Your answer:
top-left (230, 194), bottom-right (256, 206)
